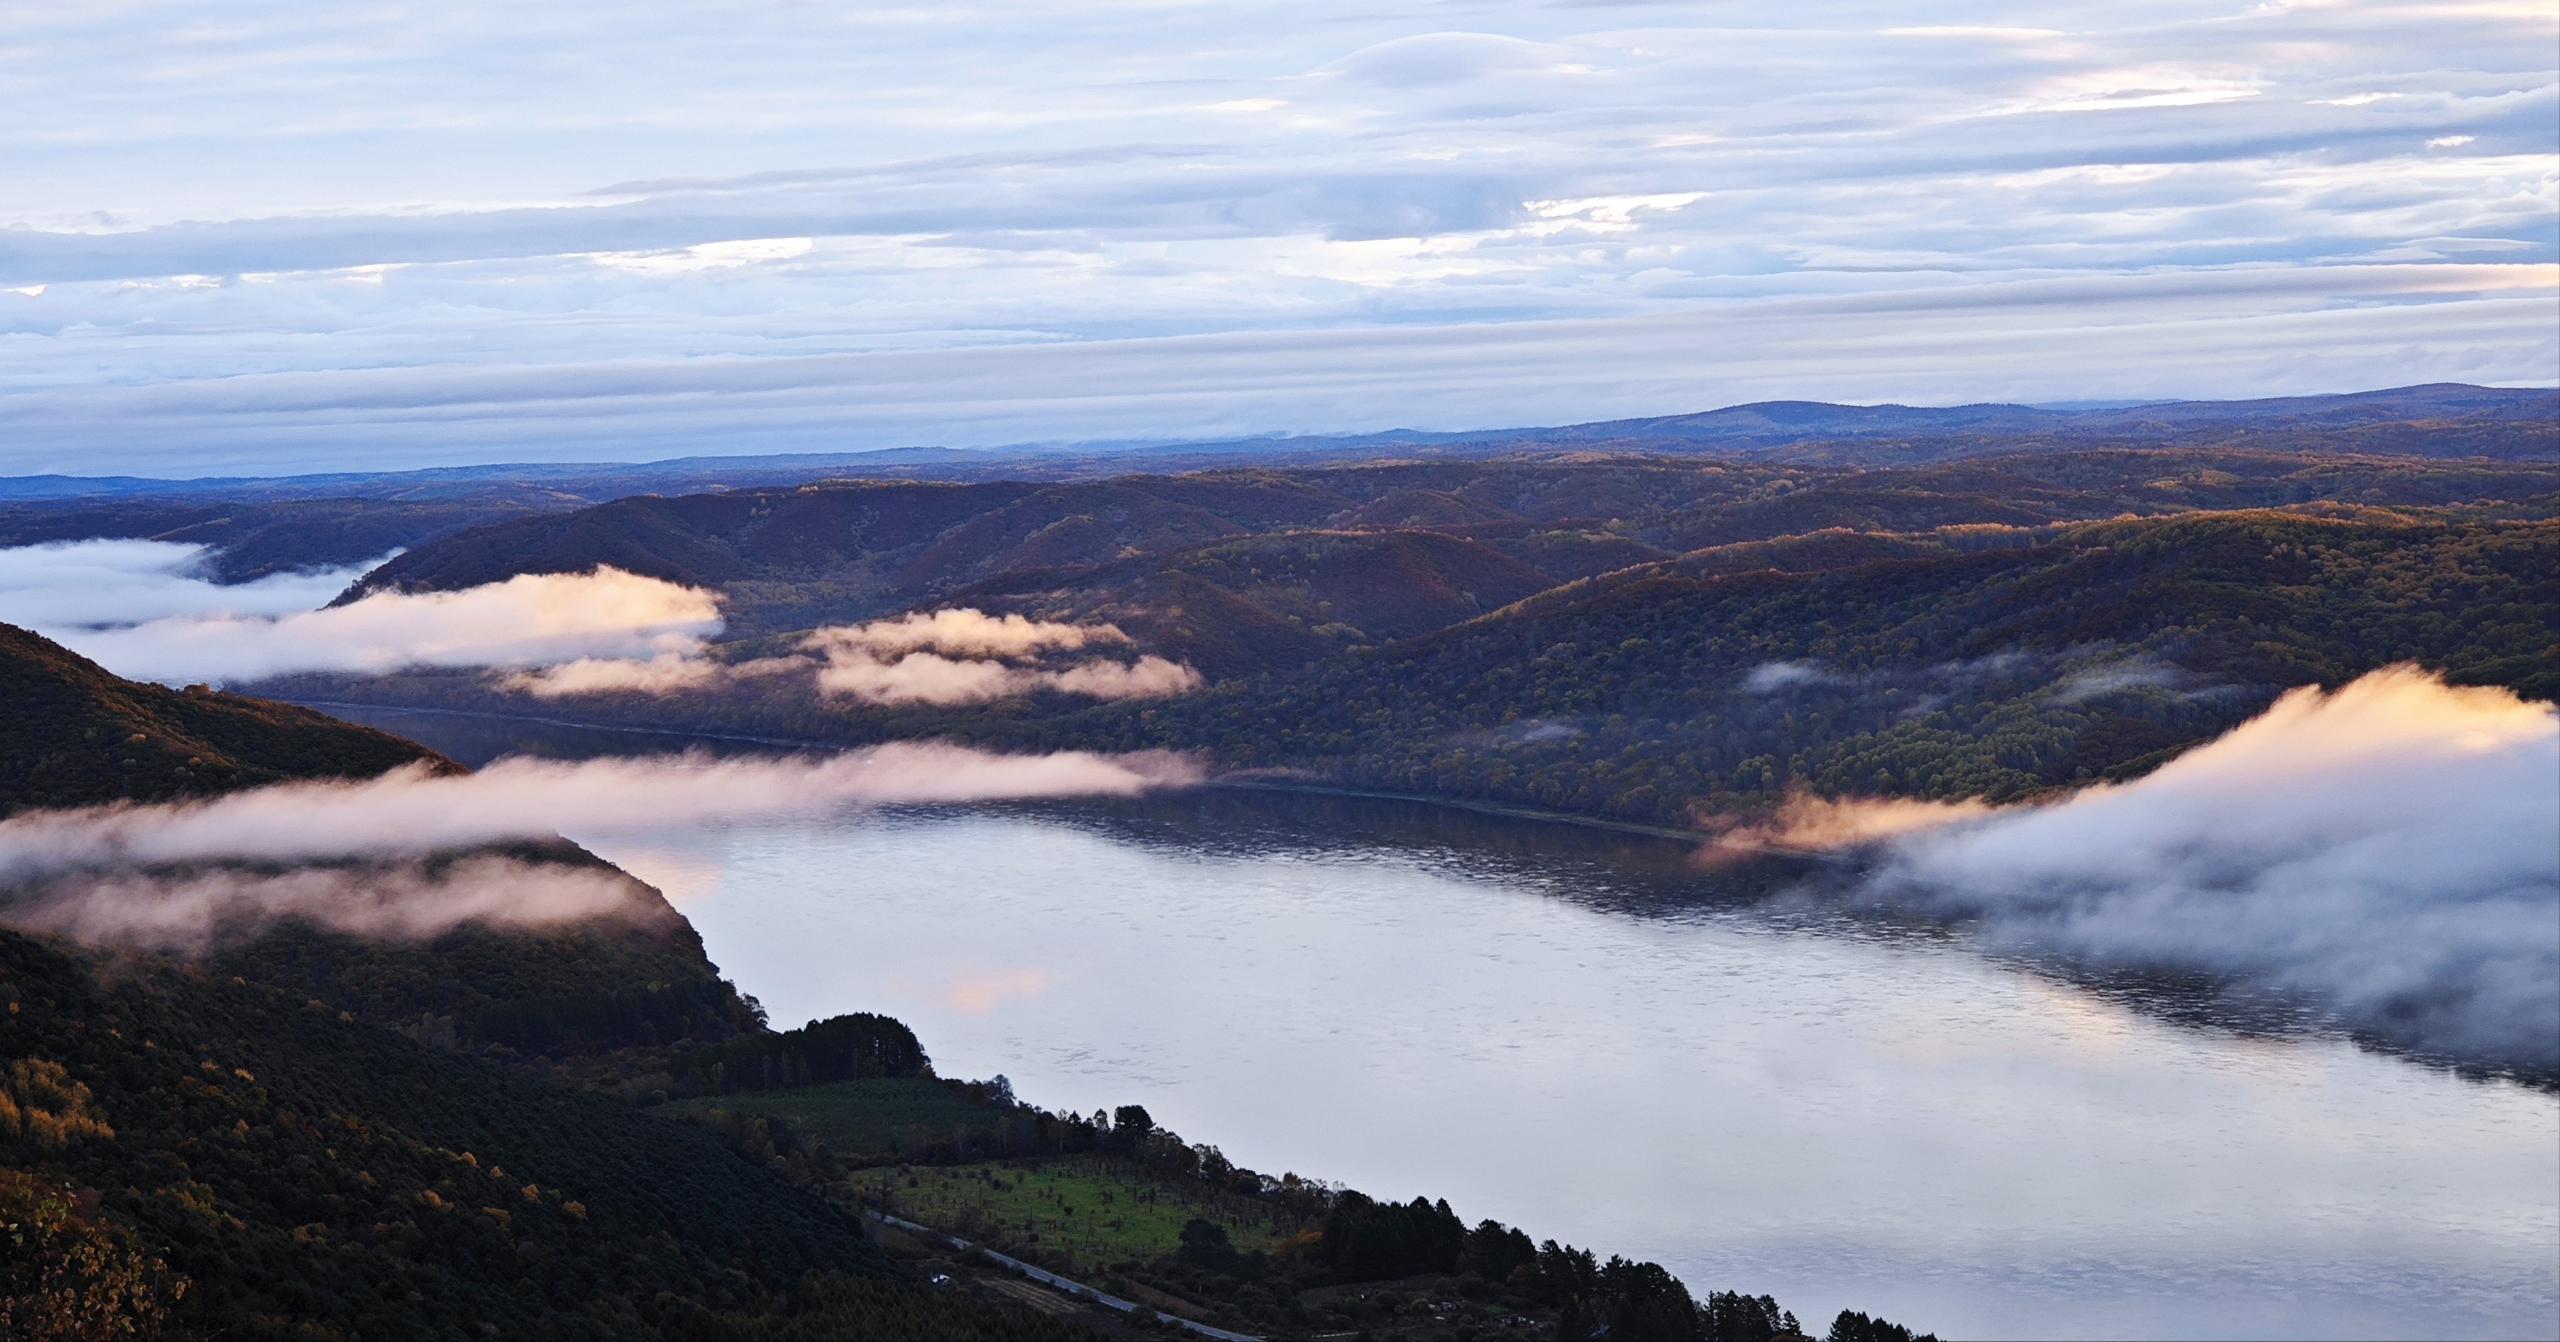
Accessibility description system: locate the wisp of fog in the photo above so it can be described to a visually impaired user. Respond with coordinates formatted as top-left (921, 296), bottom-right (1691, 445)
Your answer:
top-left (0, 540), bottom-right (1202, 705)
top-left (8, 855), bottom-right (653, 954)
top-left (0, 742), bottom-right (1202, 952)
top-left (1840, 666), bottom-right (2560, 1072)
top-left (0, 742), bottom-right (1201, 880)
top-left (33, 565), bottom-right (722, 683)
top-left (508, 606), bottom-right (1203, 704)
top-left (0, 538), bottom-right (385, 630)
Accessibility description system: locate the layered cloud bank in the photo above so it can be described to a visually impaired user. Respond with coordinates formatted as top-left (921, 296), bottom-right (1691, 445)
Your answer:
top-left (1818, 667), bottom-right (2560, 1072)
top-left (0, 743), bottom-right (1201, 951)
top-left (0, 539), bottom-right (383, 629)
top-left (8, 856), bottom-right (651, 954)
top-left (28, 564), bottom-right (721, 684)
top-left (0, 744), bottom-right (1201, 882)
top-left (508, 607), bottom-right (1203, 705)
top-left (803, 612), bottom-right (1201, 705)
top-left (0, 542), bottom-right (1200, 708)
top-left (5, 3), bottom-right (2555, 472)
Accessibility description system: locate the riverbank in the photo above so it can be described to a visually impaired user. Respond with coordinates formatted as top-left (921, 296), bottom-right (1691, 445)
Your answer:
top-left (281, 693), bottom-right (2560, 1340)
top-left (286, 696), bottom-right (1833, 856)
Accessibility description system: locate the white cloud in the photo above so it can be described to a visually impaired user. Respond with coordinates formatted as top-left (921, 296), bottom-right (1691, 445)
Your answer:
top-left (810, 646), bottom-right (1201, 705)
top-left (37, 565), bottom-right (721, 684)
top-left (588, 236), bottom-right (816, 274)
top-left (814, 608), bottom-right (1130, 658)
top-left (0, 743), bottom-right (1204, 880)
top-left (1854, 667), bottom-right (2560, 1073)
top-left (506, 607), bottom-right (1205, 705)
top-left (500, 650), bottom-right (802, 698)
top-left (0, 2), bottom-right (2551, 474)
top-left (11, 856), bottom-right (654, 954)
top-left (0, 539), bottom-right (381, 628)
top-left (0, 742), bottom-right (1205, 950)
top-left (1741, 660), bottom-right (1837, 694)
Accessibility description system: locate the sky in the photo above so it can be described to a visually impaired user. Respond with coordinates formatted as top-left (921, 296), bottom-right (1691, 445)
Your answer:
top-left (2, 1), bottom-right (2555, 476)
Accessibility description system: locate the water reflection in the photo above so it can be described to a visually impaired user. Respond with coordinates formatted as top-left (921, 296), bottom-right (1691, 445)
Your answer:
top-left (314, 703), bottom-right (2560, 1341)
top-left (979, 788), bottom-right (2466, 1075)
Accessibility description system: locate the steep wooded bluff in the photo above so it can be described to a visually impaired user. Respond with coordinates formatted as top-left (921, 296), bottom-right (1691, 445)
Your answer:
top-left (0, 630), bottom-right (1092, 1338)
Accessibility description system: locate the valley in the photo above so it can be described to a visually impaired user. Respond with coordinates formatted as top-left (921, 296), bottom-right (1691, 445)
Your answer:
top-left (12, 4), bottom-right (2559, 1336)
top-left (3, 386), bottom-right (2554, 1341)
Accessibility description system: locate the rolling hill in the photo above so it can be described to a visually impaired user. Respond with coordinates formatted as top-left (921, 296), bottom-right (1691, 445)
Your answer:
top-left (0, 621), bottom-right (448, 814)
top-left (5, 384), bottom-right (2542, 591)
top-left (6, 383), bottom-right (2549, 508)
top-left (273, 504), bottom-right (2557, 835)
top-left (328, 447), bottom-right (2558, 656)
top-left (0, 623), bottom-right (767, 1056)
top-left (0, 628), bottom-right (1093, 1339)
top-left (1146, 509), bottom-right (2559, 823)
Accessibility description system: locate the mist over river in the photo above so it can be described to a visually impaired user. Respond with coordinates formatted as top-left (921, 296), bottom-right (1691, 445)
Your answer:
top-left (328, 706), bottom-right (2560, 1341)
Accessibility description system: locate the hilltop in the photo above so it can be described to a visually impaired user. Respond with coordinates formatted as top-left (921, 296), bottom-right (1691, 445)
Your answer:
top-left (0, 630), bottom-right (1102, 1337)
top-left (0, 621), bottom-right (445, 814)
top-left (326, 446), bottom-right (2556, 651)
top-left (0, 622), bottom-right (1944, 1342)
top-left (1, 383), bottom-right (2548, 585)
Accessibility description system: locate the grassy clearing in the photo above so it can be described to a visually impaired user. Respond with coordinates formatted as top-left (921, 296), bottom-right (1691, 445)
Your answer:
top-left (852, 1155), bottom-right (1298, 1269)
top-left (666, 1078), bottom-right (998, 1159)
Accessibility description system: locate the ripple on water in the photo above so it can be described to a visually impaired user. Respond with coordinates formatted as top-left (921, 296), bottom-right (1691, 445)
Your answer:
top-left (542, 790), bottom-right (2559, 1342)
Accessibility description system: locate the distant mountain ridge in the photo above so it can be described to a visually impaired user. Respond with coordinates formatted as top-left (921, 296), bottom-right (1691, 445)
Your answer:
top-left (5, 382), bottom-right (2550, 505)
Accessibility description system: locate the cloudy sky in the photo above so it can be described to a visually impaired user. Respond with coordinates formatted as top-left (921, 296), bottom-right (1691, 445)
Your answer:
top-left (3, 1), bottom-right (2554, 475)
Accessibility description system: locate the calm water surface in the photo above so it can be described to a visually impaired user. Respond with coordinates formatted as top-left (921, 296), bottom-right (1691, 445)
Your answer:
top-left (338, 706), bottom-right (2560, 1341)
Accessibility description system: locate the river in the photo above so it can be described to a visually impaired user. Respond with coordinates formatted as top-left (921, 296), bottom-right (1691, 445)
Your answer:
top-left (327, 704), bottom-right (2560, 1341)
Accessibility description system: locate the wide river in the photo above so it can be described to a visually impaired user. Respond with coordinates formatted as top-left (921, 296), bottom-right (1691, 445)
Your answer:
top-left (336, 706), bottom-right (2560, 1341)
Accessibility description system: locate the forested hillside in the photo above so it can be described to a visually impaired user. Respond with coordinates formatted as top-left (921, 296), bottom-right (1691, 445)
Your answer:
top-left (0, 624), bottom-right (766, 1058)
top-left (0, 602), bottom-right (1949, 1342)
top-left (3, 387), bottom-right (2534, 597)
top-left (0, 621), bottom-right (449, 814)
top-left (327, 446), bottom-right (2555, 660)
top-left (273, 489), bottom-right (2557, 831)
top-left (1141, 511), bottom-right (2556, 823)
top-left (27, 430), bottom-right (2538, 854)
top-left (0, 632), bottom-right (1100, 1339)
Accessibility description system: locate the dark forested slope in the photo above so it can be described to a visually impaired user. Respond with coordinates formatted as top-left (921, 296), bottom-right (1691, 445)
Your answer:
top-left (330, 449), bottom-right (2558, 661)
top-left (273, 501), bottom-right (2558, 836)
top-left (0, 497), bottom-right (564, 582)
top-left (0, 635), bottom-right (1090, 1340)
top-left (956, 528), bottom-right (1568, 675)
top-left (1, 624), bottom-right (766, 1056)
top-left (1148, 511), bottom-right (2558, 823)
top-left (0, 622), bottom-right (448, 814)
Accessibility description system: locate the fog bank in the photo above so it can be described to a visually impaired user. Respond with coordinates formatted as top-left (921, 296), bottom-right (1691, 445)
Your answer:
top-left (35, 565), bottom-right (721, 684)
top-left (0, 743), bottom-right (1203, 882)
top-left (1856, 667), bottom-right (2560, 1072)
top-left (510, 607), bottom-right (1203, 705)
top-left (0, 538), bottom-right (382, 629)
top-left (10, 855), bottom-right (651, 954)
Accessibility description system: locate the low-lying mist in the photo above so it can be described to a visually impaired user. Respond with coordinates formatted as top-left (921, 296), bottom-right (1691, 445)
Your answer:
top-left (0, 537), bottom-right (384, 629)
top-left (0, 743), bottom-right (1202, 881)
top-left (9, 855), bottom-right (653, 954)
top-left (1808, 666), bottom-right (2560, 1074)
top-left (0, 538), bottom-right (1205, 708)
top-left (27, 564), bottom-right (721, 684)
top-left (509, 607), bottom-right (1203, 704)
top-left (1, 742), bottom-right (1202, 952)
